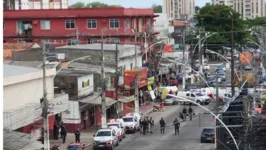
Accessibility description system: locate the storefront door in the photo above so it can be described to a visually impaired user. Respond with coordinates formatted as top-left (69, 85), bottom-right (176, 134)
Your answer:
top-left (89, 107), bottom-right (95, 127)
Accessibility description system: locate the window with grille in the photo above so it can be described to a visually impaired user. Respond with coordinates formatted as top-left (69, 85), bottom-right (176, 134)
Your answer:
top-left (40, 20), bottom-right (50, 30)
top-left (88, 38), bottom-right (98, 44)
top-left (110, 19), bottom-right (119, 29)
top-left (65, 20), bottom-right (75, 29)
top-left (110, 38), bottom-right (120, 44)
top-left (87, 19), bottom-right (97, 29)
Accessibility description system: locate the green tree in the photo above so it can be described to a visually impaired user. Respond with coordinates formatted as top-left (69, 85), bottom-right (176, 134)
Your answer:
top-left (152, 4), bottom-right (162, 13)
top-left (69, 2), bottom-right (85, 8)
top-left (247, 16), bottom-right (266, 27)
top-left (196, 4), bottom-right (249, 44)
top-left (86, 2), bottom-right (109, 8)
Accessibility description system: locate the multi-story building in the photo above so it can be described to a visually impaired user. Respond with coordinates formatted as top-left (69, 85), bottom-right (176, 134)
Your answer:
top-left (3, 0), bottom-right (68, 10)
top-left (212, 0), bottom-right (266, 19)
top-left (4, 7), bottom-right (157, 47)
top-left (163, 0), bottom-right (195, 19)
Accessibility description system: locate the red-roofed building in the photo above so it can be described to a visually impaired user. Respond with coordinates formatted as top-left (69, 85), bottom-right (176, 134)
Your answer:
top-left (4, 7), bottom-right (158, 47)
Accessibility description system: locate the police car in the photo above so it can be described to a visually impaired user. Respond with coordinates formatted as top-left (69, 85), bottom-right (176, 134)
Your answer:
top-left (121, 112), bottom-right (141, 133)
top-left (93, 128), bottom-right (119, 150)
top-left (107, 119), bottom-right (126, 140)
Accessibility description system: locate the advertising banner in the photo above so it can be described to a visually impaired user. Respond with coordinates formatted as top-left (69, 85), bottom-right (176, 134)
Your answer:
top-left (124, 67), bottom-right (148, 88)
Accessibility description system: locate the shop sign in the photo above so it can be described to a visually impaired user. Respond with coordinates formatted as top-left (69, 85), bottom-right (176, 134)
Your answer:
top-left (124, 67), bottom-right (148, 88)
top-left (82, 80), bottom-right (90, 88)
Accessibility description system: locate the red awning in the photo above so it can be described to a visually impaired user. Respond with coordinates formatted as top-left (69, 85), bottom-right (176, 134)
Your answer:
top-left (164, 45), bottom-right (173, 53)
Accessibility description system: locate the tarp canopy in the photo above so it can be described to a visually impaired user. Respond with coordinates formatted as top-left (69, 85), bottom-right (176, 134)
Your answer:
top-left (4, 130), bottom-right (43, 150)
top-left (79, 93), bottom-right (117, 107)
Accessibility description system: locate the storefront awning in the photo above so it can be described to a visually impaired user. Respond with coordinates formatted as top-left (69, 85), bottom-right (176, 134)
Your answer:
top-left (118, 96), bottom-right (135, 103)
top-left (79, 93), bottom-right (117, 107)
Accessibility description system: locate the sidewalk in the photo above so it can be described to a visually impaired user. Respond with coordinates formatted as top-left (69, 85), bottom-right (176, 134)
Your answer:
top-left (49, 103), bottom-right (154, 148)
top-left (50, 128), bottom-right (97, 149)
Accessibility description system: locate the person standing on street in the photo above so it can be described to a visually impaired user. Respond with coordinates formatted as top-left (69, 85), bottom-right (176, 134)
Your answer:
top-left (139, 119), bottom-right (143, 134)
top-left (159, 117), bottom-right (166, 134)
top-left (74, 128), bottom-right (81, 143)
top-left (173, 118), bottom-right (180, 135)
top-left (188, 106), bottom-right (193, 121)
top-left (149, 117), bottom-right (154, 133)
top-left (60, 125), bottom-right (67, 143)
top-left (142, 118), bottom-right (148, 135)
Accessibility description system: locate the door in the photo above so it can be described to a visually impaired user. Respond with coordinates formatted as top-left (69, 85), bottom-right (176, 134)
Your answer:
top-left (89, 107), bottom-right (95, 126)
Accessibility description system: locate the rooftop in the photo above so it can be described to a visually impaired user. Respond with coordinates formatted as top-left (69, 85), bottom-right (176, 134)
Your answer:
top-left (68, 62), bottom-right (116, 73)
top-left (4, 8), bottom-right (155, 19)
top-left (3, 64), bottom-right (40, 78)
top-left (56, 44), bottom-right (140, 52)
top-left (58, 68), bottom-right (93, 77)
top-left (4, 61), bottom-right (59, 69)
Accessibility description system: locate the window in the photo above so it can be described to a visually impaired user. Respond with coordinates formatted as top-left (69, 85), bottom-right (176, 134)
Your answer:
top-left (65, 20), bottom-right (75, 29)
top-left (125, 38), bottom-right (131, 44)
top-left (110, 38), bottom-right (120, 44)
top-left (88, 38), bottom-right (98, 44)
top-left (110, 19), bottom-right (119, 28)
top-left (67, 39), bottom-right (75, 45)
top-left (87, 19), bottom-right (97, 29)
top-left (40, 20), bottom-right (50, 30)
top-left (124, 19), bottom-right (131, 28)
top-left (141, 17), bottom-right (145, 26)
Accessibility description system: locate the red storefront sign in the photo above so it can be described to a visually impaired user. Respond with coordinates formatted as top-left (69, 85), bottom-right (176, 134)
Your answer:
top-left (124, 67), bottom-right (148, 88)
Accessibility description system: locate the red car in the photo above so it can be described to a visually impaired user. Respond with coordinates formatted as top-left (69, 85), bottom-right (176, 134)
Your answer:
top-left (67, 143), bottom-right (88, 150)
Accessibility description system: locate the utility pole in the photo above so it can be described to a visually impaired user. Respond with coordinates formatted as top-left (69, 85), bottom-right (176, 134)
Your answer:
top-left (115, 43), bottom-right (119, 101)
top-left (231, 16), bottom-right (235, 96)
top-left (134, 29), bottom-right (140, 113)
top-left (215, 72), bottom-right (219, 150)
top-left (101, 29), bottom-right (107, 128)
top-left (41, 42), bottom-right (50, 149)
top-left (243, 96), bottom-right (249, 150)
top-left (182, 29), bottom-right (186, 89)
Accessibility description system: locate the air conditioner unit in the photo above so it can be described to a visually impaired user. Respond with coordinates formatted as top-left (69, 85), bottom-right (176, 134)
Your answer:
top-left (102, 20), bottom-right (107, 24)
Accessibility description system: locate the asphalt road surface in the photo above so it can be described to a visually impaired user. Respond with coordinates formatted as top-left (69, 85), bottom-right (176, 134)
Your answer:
top-left (89, 103), bottom-right (216, 150)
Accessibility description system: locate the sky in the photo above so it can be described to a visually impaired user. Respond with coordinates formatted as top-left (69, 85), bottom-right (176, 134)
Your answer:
top-left (69, 0), bottom-right (211, 7)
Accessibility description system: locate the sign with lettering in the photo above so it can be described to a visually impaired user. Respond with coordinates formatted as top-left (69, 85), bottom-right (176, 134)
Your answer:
top-left (82, 80), bottom-right (90, 88)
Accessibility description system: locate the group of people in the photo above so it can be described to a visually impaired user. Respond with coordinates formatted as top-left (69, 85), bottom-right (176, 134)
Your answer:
top-left (139, 116), bottom-right (154, 135)
top-left (179, 106), bottom-right (194, 121)
top-left (53, 121), bottom-right (68, 143)
top-left (159, 117), bottom-right (180, 135)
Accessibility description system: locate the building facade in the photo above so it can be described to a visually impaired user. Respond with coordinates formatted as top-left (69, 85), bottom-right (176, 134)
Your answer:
top-left (3, 0), bottom-right (68, 10)
top-left (3, 64), bottom-right (69, 136)
top-left (212, 0), bottom-right (266, 19)
top-left (163, 0), bottom-right (195, 19)
top-left (3, 8), bottom-right (157, 47)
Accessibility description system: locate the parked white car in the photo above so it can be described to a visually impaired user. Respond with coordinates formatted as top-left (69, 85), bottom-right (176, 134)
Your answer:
top-left (121, 113), bottom-right (140, 133)
top-left (107, 119), bottom-right (126, 140)
top-left (93, 128), bottom-right (119, 150)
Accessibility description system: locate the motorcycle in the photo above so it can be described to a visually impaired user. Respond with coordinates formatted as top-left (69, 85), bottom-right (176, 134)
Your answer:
top-left (153, 103), bottom-right (165, 112)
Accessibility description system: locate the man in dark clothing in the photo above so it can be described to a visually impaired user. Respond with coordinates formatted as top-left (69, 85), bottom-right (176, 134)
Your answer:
top-left (188, 106), bottom-right (193, 121)
top-left (142, 118), bottom-right (148, 135)
top-left (159, 117), bottom-right (166, 134)
top-left (139, 119), bottom-right (143, 134)
top-left (173, 118), bottom-right (180, 135)
top-left (74, 128), bottom-right (81, 143)
top-left (149, 117), bottom-right (154, 133)
top-left (60, 125), bottom-right (67, 143)
top-left (53, 122), bottom-right (59, 140)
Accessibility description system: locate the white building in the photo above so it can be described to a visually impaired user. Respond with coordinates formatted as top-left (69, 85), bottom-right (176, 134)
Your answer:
top-left (212, 0), bottom-right (266, 19)
top-left (11, 0), bottom-right (68, 10)
top-left (3, 64), bottom-right (69, 131)
top-left (163, 0), bottom-right (195, 19)
top-left (154, 13), bottom-right (175, 44)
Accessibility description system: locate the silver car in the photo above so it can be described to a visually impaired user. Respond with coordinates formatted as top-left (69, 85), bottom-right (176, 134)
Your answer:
top-left (164, 95), bottom-right (178, 105)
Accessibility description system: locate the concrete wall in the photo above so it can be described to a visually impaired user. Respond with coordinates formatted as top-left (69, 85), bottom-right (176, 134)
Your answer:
top-left (54, 75), bottom-right (78, 100)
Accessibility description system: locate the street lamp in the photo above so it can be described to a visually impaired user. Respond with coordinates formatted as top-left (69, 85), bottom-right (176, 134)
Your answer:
top-left (168, 94), bottom-right (240, 150)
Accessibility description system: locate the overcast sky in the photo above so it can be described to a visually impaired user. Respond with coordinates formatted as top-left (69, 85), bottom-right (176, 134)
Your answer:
top-left (69, 0), bottom-right (211, 7)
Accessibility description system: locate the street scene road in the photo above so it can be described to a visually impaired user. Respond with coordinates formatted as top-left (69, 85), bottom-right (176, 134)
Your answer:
top-left (3, 1), bottom-right (266, 150)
